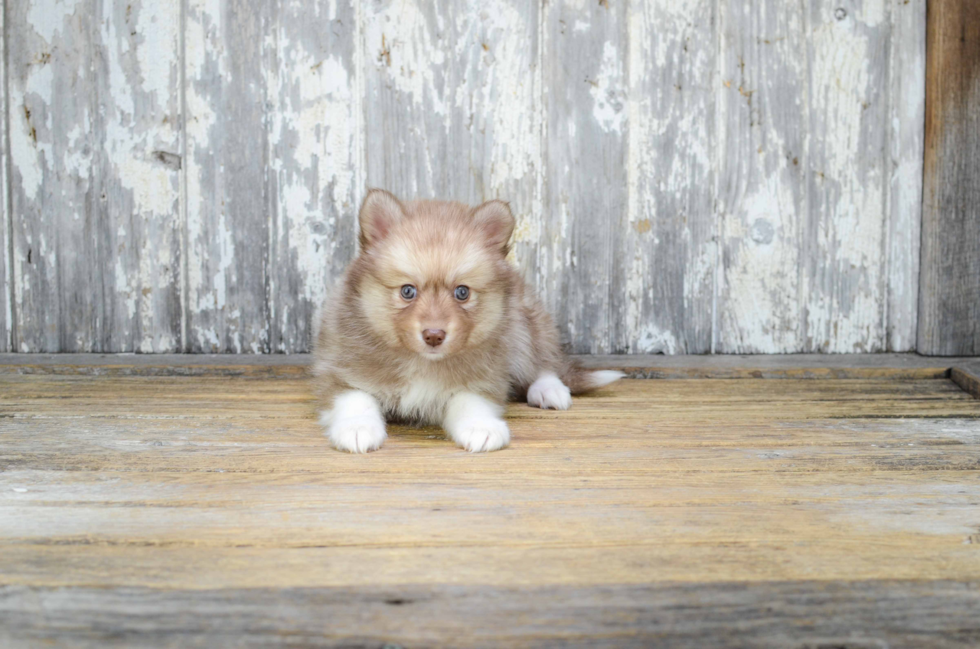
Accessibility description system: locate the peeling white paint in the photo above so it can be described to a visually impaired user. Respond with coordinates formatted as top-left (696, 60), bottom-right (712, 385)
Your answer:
top-left (8, 0), bottom-right (926, 354)
top-left (10, 52), bottom-right (55, 202)
top-left (635, 325), bottom-right (679, 355)
top-left (722, 177), bottom-right (803, 352)
top-left (589, 41), bottom-right (626, 134)
top-left (364, 0), bottom-right (447, 115)
top-left (27, 0), bottom-right (82, 45)
top-left (8, 92), bottom-right (46, 203)
top-left (481, 3), bottom-right (540, 194)
top-left (134, 0), bottom-right (180, 106)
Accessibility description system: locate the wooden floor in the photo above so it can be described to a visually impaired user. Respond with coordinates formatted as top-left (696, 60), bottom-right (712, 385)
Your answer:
top-left (2, 359), bottom-right (980, 647)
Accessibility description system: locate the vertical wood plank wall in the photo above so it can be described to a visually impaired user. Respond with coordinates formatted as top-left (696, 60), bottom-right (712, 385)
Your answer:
top-left (3, 0), bottom-right (928, 354)
top-left (1, 1), bottom-right (8, 352)
top-left (918, 0), bottom-right (980, 356)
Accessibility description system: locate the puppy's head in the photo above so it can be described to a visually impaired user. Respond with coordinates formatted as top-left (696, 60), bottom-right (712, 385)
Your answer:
top-left (354, 189), bottom-right (515, 360)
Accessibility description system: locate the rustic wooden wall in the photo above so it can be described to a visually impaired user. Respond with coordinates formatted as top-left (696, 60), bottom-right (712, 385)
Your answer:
top-left (918, 0), bottom-right (980, 356)
top-left (3, 0), bottom-right (926, 354)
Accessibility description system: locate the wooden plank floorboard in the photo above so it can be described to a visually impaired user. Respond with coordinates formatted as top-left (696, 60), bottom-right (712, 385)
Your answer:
top-left (2, 353), bottom-right (979, 380)
top-left (952, 363), bottom-right (980, 399)
top-left (2, 582), bottom-right (979, 649)
top-left (1, 370), bottom-right (980, 645)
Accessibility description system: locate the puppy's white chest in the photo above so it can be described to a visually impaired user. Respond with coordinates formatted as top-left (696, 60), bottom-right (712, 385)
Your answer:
top-left (393, 378), bottom-right (451, 422)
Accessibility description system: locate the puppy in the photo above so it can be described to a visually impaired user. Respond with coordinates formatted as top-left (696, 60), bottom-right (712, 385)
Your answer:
top-left (312, 189), bottom-right (623, 453)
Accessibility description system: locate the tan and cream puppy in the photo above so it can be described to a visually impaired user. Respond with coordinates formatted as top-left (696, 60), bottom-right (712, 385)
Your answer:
top-left (313, 189), bottom-right (623, 453)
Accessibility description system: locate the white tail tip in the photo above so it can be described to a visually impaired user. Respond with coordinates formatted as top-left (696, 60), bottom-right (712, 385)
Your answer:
top-left (588, 370), bottom-right (625, 389)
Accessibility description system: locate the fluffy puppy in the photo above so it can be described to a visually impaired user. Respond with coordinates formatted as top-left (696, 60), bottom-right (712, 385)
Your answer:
top-left (313, 189), bottom-right (623, 453)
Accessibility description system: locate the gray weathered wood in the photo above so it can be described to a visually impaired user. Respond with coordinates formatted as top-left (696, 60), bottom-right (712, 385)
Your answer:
top-left (1, 2), bottom-right (9, 353)
top-left (7, 0), bottom-right (183, 352)
top-left (918, 0), bottom-right (980, 356)
top-left (804, 0), bottom-right (890, 353)
top-left (612, 0), bottom-right (715, 354)
top-left (4, 1), bottom-right (933, 354)
top-left (542, 0), bottom-right (626, 354)
top-left (887, 0), bottom-right (926, 352)
top-left (951, 363), bottom-right (980, 400)
top-left (184, 0), bottom-right (274, 352)
top-left (360, 0), bottom-right (541, 287)
top-left (718, 1), bottom-right (920, 354)
top-left (0, 352), bottom-right (973, 380)
top-left (2, 581), bottom-right (979, 648)
top-left (716, 0), bottom-right (809, 353)
top-left (361, 0), bottom-right (541, 206)
top-left (270, 0), bottom-right (358, 353)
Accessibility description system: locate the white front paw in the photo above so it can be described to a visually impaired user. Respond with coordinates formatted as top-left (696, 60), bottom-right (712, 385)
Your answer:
top-left (527, 374), bottom-right (572, 410)
top-left (452, 417), bottom-right (510, 452)
top-left (326, 414), bottom-right (387, 453)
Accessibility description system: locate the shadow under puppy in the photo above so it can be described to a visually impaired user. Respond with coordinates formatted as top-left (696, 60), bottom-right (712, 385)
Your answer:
top-left (313, 189), bottom-right (623, 453)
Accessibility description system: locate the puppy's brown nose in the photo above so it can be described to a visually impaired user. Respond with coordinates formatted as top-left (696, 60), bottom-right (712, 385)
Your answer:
top-left (423, 329), bottom-right (446, 347)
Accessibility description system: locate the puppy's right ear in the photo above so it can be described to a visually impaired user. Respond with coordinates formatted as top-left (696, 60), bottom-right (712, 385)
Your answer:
top-left (358, 189), bottom-right (405, 250)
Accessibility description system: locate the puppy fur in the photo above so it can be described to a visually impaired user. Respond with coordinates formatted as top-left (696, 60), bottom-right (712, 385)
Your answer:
top-left (313, 189), bottom-right (623, 453)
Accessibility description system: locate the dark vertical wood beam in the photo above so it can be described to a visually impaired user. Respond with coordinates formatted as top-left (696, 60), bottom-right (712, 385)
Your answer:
top-left (918, 0), bottom-right (980, 355)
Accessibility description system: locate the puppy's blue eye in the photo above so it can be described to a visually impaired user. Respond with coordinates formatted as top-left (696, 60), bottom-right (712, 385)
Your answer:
top-left (400, 285), bottom-right (417, 300)
top-left (454, 285), bottom-right (470, 301)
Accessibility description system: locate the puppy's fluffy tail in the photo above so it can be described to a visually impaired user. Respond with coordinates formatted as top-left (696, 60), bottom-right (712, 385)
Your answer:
top-left (561, 365), bottom-right (626, 395)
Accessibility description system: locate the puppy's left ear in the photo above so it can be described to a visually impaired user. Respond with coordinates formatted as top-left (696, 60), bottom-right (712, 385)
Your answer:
top-left (471, 200), bottom-right (516, 255)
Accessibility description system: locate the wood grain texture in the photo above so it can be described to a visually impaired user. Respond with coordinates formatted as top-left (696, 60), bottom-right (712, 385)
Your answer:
top-left (3, 581), bottom-right (979, 648)
top-left (270, 0), bottom-right (358, 353)
top-left (615, 0), bottom-right (715, 354)
top-left (184, 0), bottom-right (275, 353)
top-left (804, 0), bottom-right (891, 354)
top-left (918, 0), bottom-right (980, 356)
top-left (951, 364), bottom-right (980, 399)
top-left (3, 1), bottom-right (931, 354)
top-left (541, 0), bottom-right (626, 354)
top-left (7, 0), bottom-right (182, 353)
top-left (361, 0), bottom-right (542, 284)
top-left (0, 352), bottom-right (973, 380)
top-left (0, 2), bottom-right (9, 353)
top-left (1, 372), bottom-right (980, 643)
top-left (802, 0), bottom-right (888, 353)
top-left (716, 0), bottom-right (809, 353)
top-left (887, 0), bottom-right (926, 352)
top-left (718, 1), bottom-right (912, 354)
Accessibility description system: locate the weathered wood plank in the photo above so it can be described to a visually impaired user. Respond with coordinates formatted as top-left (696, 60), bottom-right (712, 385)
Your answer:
top-left (718, 1), bottom-right (917, 354)
top-left (2, 581), bottom-right (978, 648)
top-left (360, 0), bottom-right (542, 203)
top-left (8, 1), bottom-right (100, 351)
top-left (951, 363), bottom-right (980, 399)
top-left (918, 0), bottom-right (980, 356)
top-left (2, 378), bottom-right (979, 643)
top-left (613, 0), bottom-right (715, 354)
top-left (184, 0), bottom-right (274, 352)
top-left (0, 3), bottom-right (9, 353)
top-left (1, 378), bottom-right (978, 436)
top-left (1, 373), bottom-right (980, 628)
top-left (804, 0), bottom-right (890, 353)
top-left (0, 353), bottom-right (970, 379)
top-left (540, 0), bottom-right (627, 354)
top-left (360, 0), bottom-right (542, 287)
top-left (3, 1), bottom-right (933, 355)
top-left (716, 0), bottom-right (808, 353)
top-left (7, 0), bottom-right (183, 352)
top-left (0, 352), bottom-right (973, 379)
top-left (886, 0), bottom-right (926, 352)
top-left (270, 0), bottom-right (358, 353)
